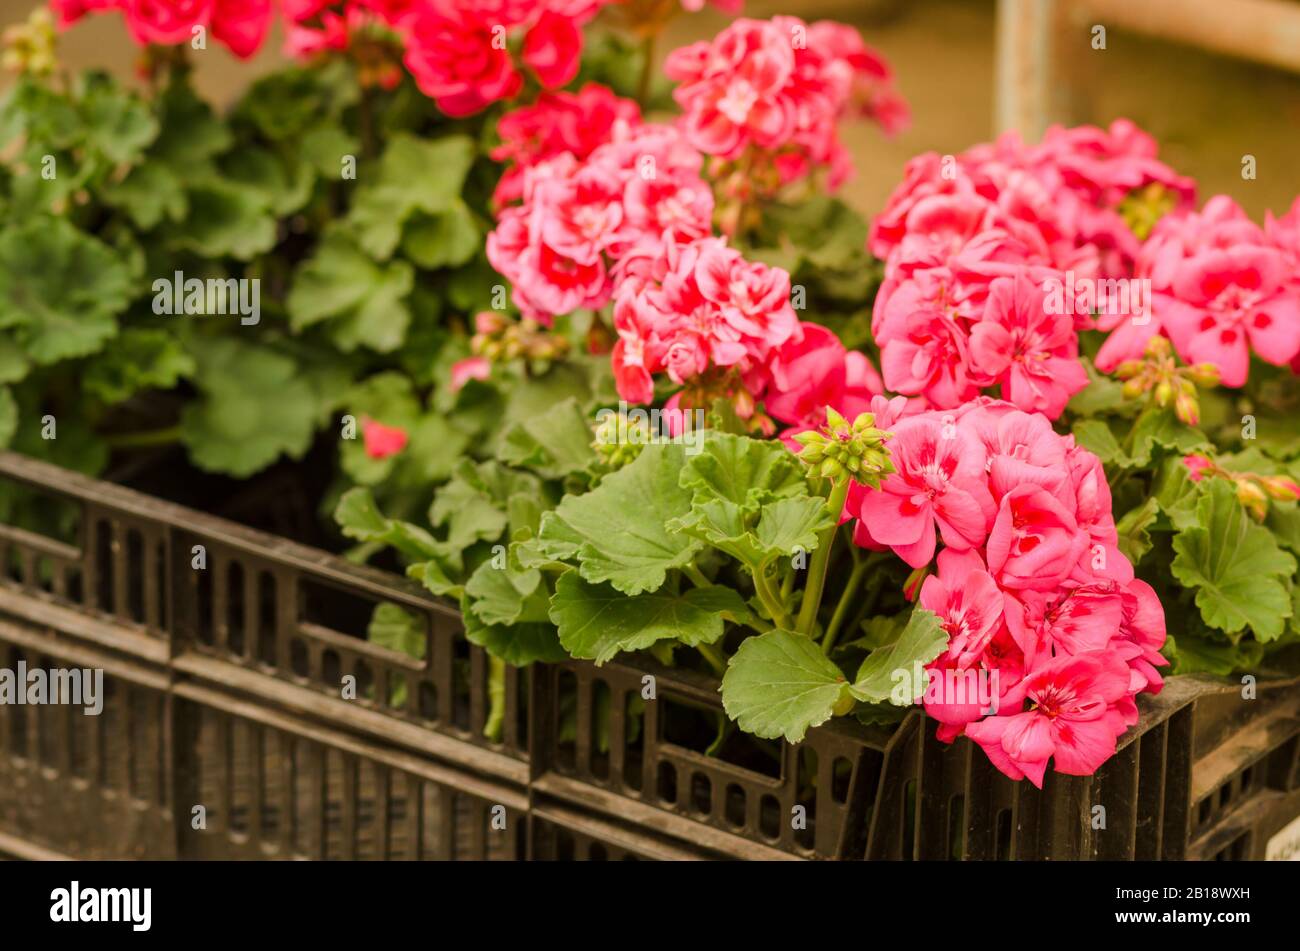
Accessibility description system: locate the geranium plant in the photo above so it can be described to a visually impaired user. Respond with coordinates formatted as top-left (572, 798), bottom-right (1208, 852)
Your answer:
top-left (0, 0), bottom-right (663, 533)
top-left (341, 7), bottom-right (1300, 786)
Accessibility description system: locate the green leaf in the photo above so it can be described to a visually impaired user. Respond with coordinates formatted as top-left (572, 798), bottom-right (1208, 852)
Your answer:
top-left (288, 232), bottom-right (414, 352)
top-left (170, 179), bottom-right (277, 260)
top-left (339, 372), bottom-right (468, 487)
top-left (180, 339), bottom-right (321, 477)
top-left (77, 71), bottom-right (158, 164)
top-left (0, 338), bottom-right (30, 385)
top-left (221, 146), bottom-right (313, 217)
top-left (300, 125), bottom-right (361, 177)
top-left (753, 496), bottom-right (835, 557)
top-left (462, 599), bottom-right (566, 666)
top-left (679, 432), bottom-right (808, 509)
top-left (1115, 496), bottom-right (1161, 565)
top-left (1072, 418), bottom-right (1123, 464)
top-left (849, 608), bottom-right (948, 704)
top-left (0, 218), bottom-right (130, 364)
top-left (551, 571), bottom-right (748, 665)
top-left (1127, 408), bottom-right (1211, 467)
top-left (1165, 633), bottom-right (1264, 677)
top-left (346, 134), bottom-right (476, 259)
top-left (1266, 501), bottom-right (1300, 556)
top-left (0, 386), bottom-right (16, 448)
top-left (150, 78), bottom-right (233, 170)
top-left (428, 463), bottom-right (511, 542)
top-left (366, 602), bottom-right (426, 706)
top-left (1154, 456), bottom-right (1203, 531)
top-left (720, 628), bottom-right (850, 743)
top-left (233, 61), bottom-right (359, 142)
top-left (367, 603), bottom-right (426, 661)
top-left (409, 559), bottom-right (463, 599)
top-left (500, 397), bottom-right (596, 479)
top-left (103, 160), bottom-right (188, 229)
top-left (1170, 480), bottom-right (1296, 641)
top-left (464, 561), bottom-right (547, 627)
top-left (335, 487), bottom-right (440, 562)
top-left (538, 443), bottom-right (702, 595)
top-left (83, 328), bottom-right (195, 405)
top-left (1066, 359), bottom-right (1127, 416)
top-left (401, 201), bottom-right (480, 270)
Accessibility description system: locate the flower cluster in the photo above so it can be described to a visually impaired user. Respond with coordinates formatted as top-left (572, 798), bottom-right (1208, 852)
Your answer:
top-left (401, 0), bottom-right (610, 116)
top-left (851, 399), bottom-right (1166, 785)
top-left (486, 118), bottom-right (715, 324)
top-left (51, 0), bottom-right (613, 112)
top-left (610, 236), bottom-right (801, 413)
top-left (665, 16), bottom-right (907, 191)
top-left (869, 121), bottom-right (1195, 418)
top-left (281, 0), bottom-right (408, 84)
top-left (482, 17), bottom-right (907, 418)
top-left (52, 0), bottom-right (273, 59)
top-left (490, 84), bottom-right (642, 207)
top-left (1098, 195), bottom-right (1300, 386)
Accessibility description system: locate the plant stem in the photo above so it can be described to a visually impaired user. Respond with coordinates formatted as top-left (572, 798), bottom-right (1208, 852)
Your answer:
top-left (753, 568), bottom-right (793, 630)
top-left (358, 83), bottom-right (376, 159)
top-left (796, 477), bottom-right (851, 637)
top-left (698, 642), bottom-right (727, 678)
top-left (636, 31), bottom-right (658, 107)
top-left (821, 556), bottom-right (869, 655)
top-left (683, 563), bottom-right (711, 588)
top-left (104, 425), bottom-right (183, 450)
top-left (1121, 400), bottom-right (1155, 457)
top-left (484, 656), bottom-right (506, 742)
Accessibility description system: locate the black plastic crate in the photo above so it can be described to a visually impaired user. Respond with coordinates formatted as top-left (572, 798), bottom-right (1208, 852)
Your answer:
top-left (0, 452), bottom-right (528, 773)
top-left (533, 658), bottom-right (1300, 861)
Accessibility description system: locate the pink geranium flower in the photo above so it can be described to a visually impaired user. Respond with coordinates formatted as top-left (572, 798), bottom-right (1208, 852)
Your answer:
top-left (985, 483), bottom-right (1086, 591)
top-left (361, 418), bottom-right (408, 460)
top-left (1115, 579), bottom-right (1169, 694)
top-left (879, 304), bottom-right (980, 408)
top-left (403, 3), bottom-right (522, 116)
top-left (123, 0), bottom-right (212, 45)
top-left (695, 242), bottom-right (798, 350)
top-left (858, 415), bottom-right (994, 567)
top-left (666, 16), bottom-right (904, 187)
top-left (964, 652), bottom-right (1134, 787)
top-left (921, 548), bottom-right (1004, 668)
top-left (449, 357), bottom-right (491, 393)
top-left (666, 19), bottom-right (796, 159)
top-left (210, 0), bottom-right (271, 58)
top-left (521, 9), bottom-right (582, 89)
top-left (1158, 244), bottom-right (1300, 387)
top-left (968, 274), bottom-right (1089, 418)
top-left (491, 84), bottom-right (641, 207)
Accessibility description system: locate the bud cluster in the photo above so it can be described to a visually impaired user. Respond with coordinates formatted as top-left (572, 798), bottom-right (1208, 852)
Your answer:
top-left (676, 368), bottom-right (775, 436)
top-left (591, 410), bottom-right (652, 472)
top-left (1117, 181), bottom-right (1179, 241)
top-left (3, 8), bottom-right (56, 77)
top-left (794, 408), bottom-right (894, 487)
top-left (471, 312), bottom-right (569, 363)
top-left (710, 149), bottom-right (784, 237)
top-left (1114, 335), bottom-right (1219, 425)
top-left (1183, 452), bottom-right (1300, 520)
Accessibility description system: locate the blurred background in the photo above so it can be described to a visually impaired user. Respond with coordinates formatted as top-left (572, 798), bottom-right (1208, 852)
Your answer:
top-left (3, 0), bottom-right (1299, 219)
